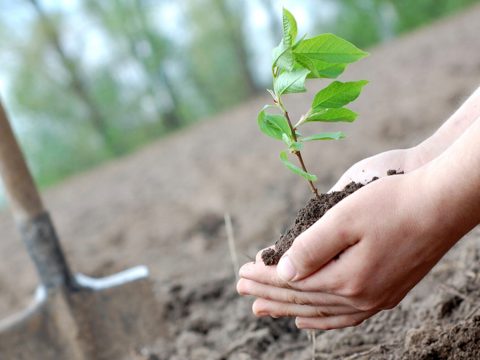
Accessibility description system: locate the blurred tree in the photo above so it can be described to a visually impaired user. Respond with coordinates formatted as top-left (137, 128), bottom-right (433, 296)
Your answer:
top-left (7, 18), bottom-right (111, 184)
top-left (182, 0), bottom-right (252, 109)
top-left (213, 0), bottom-right (259, 94)
top-left (26, 0), bottom-right (124, 155)
top-left (1, 0), bottom-right (478, 191)
top-left (313, 0), bottom-right (386, 48)
top-left (387, 0), bottom-right (480, 33)
top-left (133, 0), bottom-right (183, 130)
top-left (314, 0), bottom-right (480, 47)
top-left (173, 2), bottom-right (226, 114)
top-left (1, 3), bottom-right (115, 186)
top-left (84, 0), bottom-right (184, 131)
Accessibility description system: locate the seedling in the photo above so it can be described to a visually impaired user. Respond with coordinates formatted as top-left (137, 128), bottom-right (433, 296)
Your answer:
top-left (258, 8), bottom-right (369, 199)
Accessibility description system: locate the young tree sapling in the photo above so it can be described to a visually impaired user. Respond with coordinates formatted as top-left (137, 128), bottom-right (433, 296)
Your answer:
top-left (258, 8), bottom-right (369, 198)
top-left (259, 8), bottom-right (370, 265)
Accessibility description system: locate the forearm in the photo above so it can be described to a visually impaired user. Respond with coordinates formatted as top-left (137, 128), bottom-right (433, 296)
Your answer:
top-left (424, 116), bottom-right (480, 237)
top-left (415, 86), bottom-right (480, 164)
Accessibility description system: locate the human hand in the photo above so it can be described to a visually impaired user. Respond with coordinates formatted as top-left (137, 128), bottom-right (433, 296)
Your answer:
top-left (331, 85), bottom-right (480, 192)
top-left (329, 147), bottom-right (425, 192)
top-left (237, 167), bottom-right (467, 329)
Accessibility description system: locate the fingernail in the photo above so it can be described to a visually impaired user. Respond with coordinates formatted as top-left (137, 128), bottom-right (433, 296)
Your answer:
top-left (277, 254), bottom-right (297, 281)
top-left (295, 317), bottom-right (303, 329)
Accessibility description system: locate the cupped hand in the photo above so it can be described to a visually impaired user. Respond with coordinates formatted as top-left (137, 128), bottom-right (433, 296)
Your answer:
top-left (329, 147), bottom-right (426, 192)
top-left (237, 168), bottom-right (463, 330)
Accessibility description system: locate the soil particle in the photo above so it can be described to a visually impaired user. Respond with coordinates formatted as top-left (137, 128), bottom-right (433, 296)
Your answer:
top-left (387, 169), bottom-right (404, 176)
top-left (438, 295), bottom-right (463, 319)
top-left (262, 170), bottom-right (403, 265)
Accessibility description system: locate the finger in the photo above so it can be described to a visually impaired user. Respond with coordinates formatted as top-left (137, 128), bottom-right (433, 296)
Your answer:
top-left (240, 252), bottom-right (350, 293)
top-left (252, 298), bottom-right (358, 318)
top-left (237, 278), bottom-right (349, 306)
top-left (238, 246), bottom-right (274, 280)
top-left (277, 207), bottom-right (359, 282)
top-left (239, 261), bottom-right (290, 289)
top-left (295, 310), bottom-right (376, 330)
top-left (294, 244), bottom-right (355, 292)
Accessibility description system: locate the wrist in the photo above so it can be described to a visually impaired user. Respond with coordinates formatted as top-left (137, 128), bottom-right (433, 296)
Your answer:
top-left (401, 165), bottom-right (466, 255)
top-left (410, 135), bottom-right (447, 168)
top-left (404, 144), bottom-right (434, 171)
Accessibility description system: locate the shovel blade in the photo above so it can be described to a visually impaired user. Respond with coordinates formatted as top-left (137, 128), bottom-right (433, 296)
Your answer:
top-left (0, 267), bottom-right (165, 360)
top-left (0, 287), bottom-right (87, 360)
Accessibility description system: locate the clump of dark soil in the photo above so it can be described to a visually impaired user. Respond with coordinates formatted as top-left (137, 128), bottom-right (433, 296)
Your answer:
top-left (262, 170), bottom-right (403, 265)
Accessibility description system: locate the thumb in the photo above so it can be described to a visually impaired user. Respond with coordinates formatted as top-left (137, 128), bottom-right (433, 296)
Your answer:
top-left (276, 211), bottom-right (355, 282)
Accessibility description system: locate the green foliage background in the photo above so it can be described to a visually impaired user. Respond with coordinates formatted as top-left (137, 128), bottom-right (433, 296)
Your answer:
top-left (0, 0), bottom-right (478, 190)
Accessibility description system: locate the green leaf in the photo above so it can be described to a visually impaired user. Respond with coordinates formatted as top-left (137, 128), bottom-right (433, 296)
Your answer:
top-left (257, 107), bottom-right (292, 140)
top-left (312, 80), bottom-right (368, 109)
top-left (272, 9), bottom-right (299, 72)
top-left (293, 34), bottom-right (369, 64)
top-left (301, 132), bottom-right (345, 142)
top-left (282, 133), bottom-right (303, 152)
top-left (292, 33), bottom-right (307, 50)
top-left (274, 68), bottom-right (310, 95)
top-left (315, 63), bottom-right (346, 78)
top-left (295, 54), bottom-right (346, 79)
top-left (282, 8), bottom-right (297, 47)
top-left (272, 42), bottom-right (294, 71)
top-left (305, 108), bottom-right (358, 122)
top-left (280, 151), bottom-right (318, 181)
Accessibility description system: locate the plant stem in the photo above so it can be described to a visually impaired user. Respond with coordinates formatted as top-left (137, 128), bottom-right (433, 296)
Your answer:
top-left (283, 109), bottom-right (320, 199)
top-left (296, 150), bottom-right (320, 198)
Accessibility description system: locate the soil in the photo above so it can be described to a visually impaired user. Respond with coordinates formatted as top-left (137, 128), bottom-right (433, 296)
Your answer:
top-left (262, 180), bottom-right (366, 265)
top-left (138, 235), bottom-right (480, 359)
top-left (1, 5), bottom-right (480, 360)
top-left (262, 170), bottom-right (403, 266)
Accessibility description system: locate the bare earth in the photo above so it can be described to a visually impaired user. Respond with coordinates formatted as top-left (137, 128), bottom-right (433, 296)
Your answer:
top-left (1, 5), bottom-right (480, 359)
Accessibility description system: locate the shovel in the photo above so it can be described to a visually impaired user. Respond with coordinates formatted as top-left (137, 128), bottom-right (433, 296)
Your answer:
top-left (0, 101), bottom-right (164, 359)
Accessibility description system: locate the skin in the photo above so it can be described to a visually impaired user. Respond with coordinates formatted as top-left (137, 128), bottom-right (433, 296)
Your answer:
top-left (330, 85), bottom-right (480, 192)
top-left (237, 87), bottom-right (480, 330)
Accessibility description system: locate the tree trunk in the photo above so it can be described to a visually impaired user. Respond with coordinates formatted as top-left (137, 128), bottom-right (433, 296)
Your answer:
top-left (214, 0), bottom-right (258, 95)
top-left (132, 0), bottom-right (182, 131)
top-left (157, 68), bottom-right (182, 131)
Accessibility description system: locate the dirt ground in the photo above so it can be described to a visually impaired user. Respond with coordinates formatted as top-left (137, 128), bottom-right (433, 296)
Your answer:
top-left (1, 4), bottom-right (480, 359)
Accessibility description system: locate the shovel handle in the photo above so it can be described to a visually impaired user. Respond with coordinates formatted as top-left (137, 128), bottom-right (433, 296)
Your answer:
top-left (0, 101), bottom-right (44, 222)
top-left (0, 101), bottom-right (75, 289)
